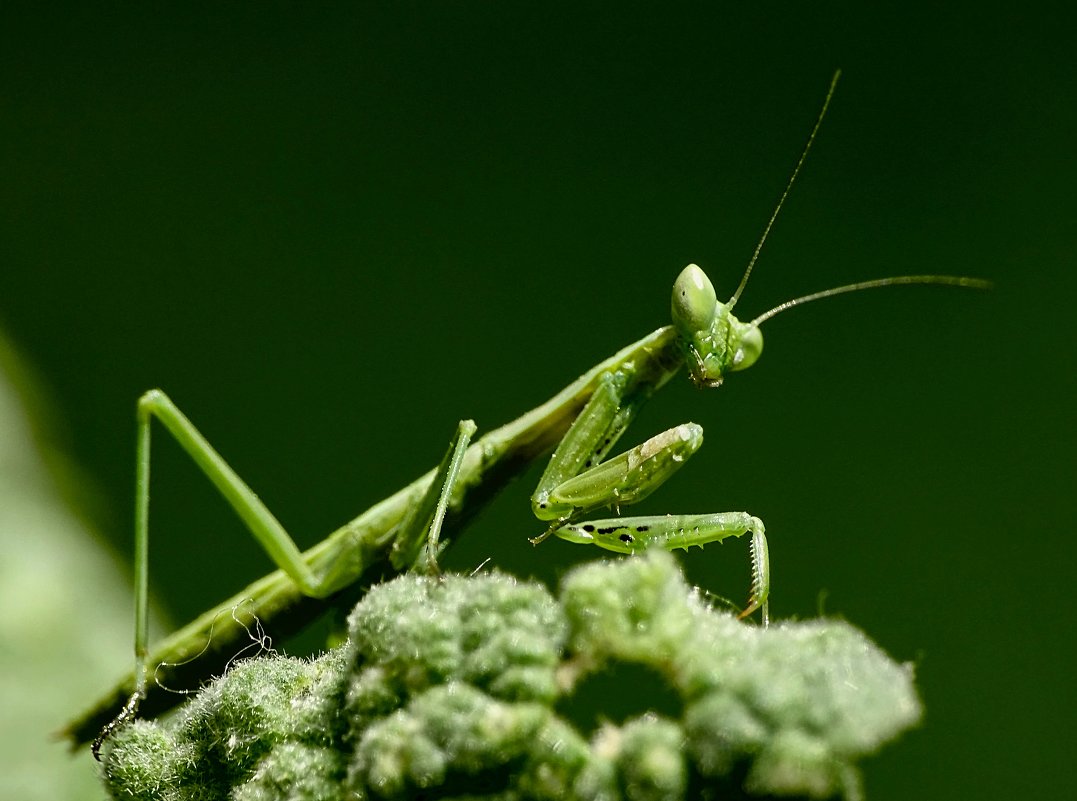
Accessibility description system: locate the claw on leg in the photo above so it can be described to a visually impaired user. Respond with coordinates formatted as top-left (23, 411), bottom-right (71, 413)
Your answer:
top-left (92, 691), bottom-right (142, 761)
top-left (529, 518), bottom-right (564, 546)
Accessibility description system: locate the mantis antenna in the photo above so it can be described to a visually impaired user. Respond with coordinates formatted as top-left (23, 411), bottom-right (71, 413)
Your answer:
top-left (750, 275), bottom-right (993, 327)
top-left (720, 70), bottom-right (992, 325)
top-left (728, 69), bottom-right (842, 310)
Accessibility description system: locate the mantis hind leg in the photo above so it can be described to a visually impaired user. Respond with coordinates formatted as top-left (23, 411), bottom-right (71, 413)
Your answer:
top-left (95, 391), bottom-right (473, 758)
top-left (97, 389), bottom-right (327, 758)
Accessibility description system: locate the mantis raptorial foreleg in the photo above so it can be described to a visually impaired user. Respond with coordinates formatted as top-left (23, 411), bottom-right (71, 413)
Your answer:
top-left (528, 369), bottom-right (771, 623)
top-left (93, 389), bottom-right (474, 757)
top-left (557, 514), bottom-right (770, 621)
top-left (531, 371), bottom-right (662, 522)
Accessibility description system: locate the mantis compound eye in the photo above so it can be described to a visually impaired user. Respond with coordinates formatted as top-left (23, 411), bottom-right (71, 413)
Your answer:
top-left (672, 264), bottom-right (717, 338)
top-left (732, 325), bottom-right (763, 371)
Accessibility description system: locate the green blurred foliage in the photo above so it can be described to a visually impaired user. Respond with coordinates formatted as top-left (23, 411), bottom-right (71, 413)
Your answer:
top-left (0, 334), bottom-right (156, 800)
top-left (0, 3), bottom-right (1072, 800)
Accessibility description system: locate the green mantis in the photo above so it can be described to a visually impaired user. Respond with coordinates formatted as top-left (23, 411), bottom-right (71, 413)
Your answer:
top-left (62, 71), bottom-right (989, 755)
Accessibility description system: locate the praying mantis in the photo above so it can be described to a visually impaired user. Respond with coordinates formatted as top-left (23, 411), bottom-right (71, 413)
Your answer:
top-left (61, 71), bottom-right (988, 755)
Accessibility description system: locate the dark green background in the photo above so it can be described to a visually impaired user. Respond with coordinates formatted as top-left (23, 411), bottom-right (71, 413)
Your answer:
top-left (2, 4), bottom-right (1073, 799)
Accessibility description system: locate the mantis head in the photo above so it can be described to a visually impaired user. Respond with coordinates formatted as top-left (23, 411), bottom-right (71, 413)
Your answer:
top-left (669, 70), bottom-right (834, 389)
top-left (672, 264), bottom-right (762, 388)
top-left (668, 72), bottom-right (989, 389)
top-left (671, 261), bottom-right (991, 389)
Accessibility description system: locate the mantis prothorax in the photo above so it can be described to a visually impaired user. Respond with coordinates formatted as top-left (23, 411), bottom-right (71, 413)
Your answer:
top-left (62, 70), bottom-right (989, 755)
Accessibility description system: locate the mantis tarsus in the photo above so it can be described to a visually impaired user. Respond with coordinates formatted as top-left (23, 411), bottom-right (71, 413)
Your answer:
top-left (62, 70), bottom-right (989, 755)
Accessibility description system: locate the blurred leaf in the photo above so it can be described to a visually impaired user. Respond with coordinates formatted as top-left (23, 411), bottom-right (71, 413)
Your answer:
top-left (0, 333), bottom-right (158, 800)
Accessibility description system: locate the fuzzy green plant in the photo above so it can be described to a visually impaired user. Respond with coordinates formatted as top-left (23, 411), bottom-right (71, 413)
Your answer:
top-left (101, 551), bottom-right (920, 801)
